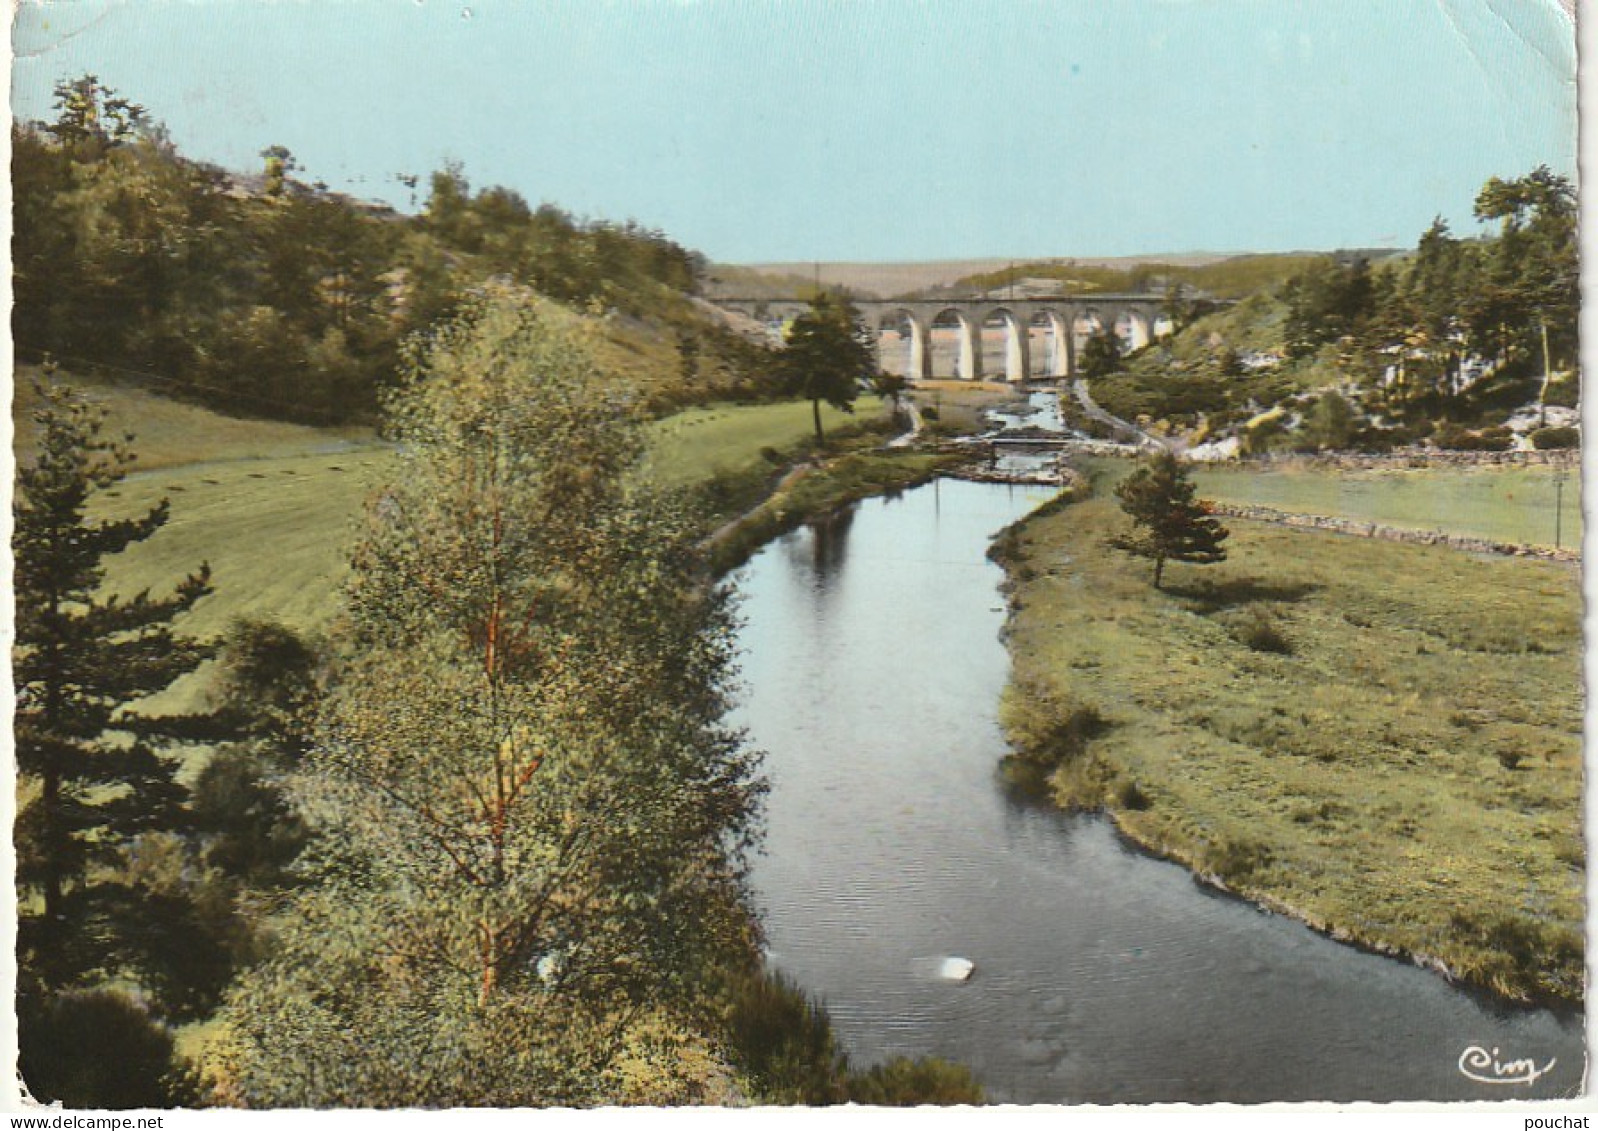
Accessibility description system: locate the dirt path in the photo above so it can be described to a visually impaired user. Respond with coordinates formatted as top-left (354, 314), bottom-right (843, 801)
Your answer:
top-left (1071, 379), bottom-right (1164, 450)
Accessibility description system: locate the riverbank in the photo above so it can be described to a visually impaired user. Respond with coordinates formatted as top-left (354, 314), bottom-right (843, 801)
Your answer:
top-left (702, 446), bottom-right (965, 573)
top-left (992, 469), bottom-right (1583, 1004)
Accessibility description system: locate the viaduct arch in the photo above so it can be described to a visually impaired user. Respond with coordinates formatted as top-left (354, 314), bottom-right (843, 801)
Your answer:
top-left (713, 295), bottom-right (1171, 381)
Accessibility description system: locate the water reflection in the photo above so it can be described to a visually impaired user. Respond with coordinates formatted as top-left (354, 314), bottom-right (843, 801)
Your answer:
top-left (806, 505), bottom-right (855, 578)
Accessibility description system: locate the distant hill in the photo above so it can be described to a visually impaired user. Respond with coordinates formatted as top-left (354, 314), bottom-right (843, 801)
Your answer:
top-left (709, 255), bottom-right (1230, 301)
top-left (709, 251), bottom-right (1402, 302)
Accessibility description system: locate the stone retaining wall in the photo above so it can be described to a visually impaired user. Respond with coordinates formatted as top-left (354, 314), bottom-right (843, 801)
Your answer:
top-left (1209, 502), bottom-right (1579, 562)
top-left (1235, 448), bottom-right (1578, 472)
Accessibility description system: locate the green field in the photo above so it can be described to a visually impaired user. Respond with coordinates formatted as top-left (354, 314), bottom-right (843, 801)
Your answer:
top-left (21, 381), bottom-right (896, 718)
top-left (12, 366), bottom-right (376, 472)
top-left (1193, 463), bottom-right (1581, 548)
top-left (996, 488), bottom-right (1583, 1002)
top-left (89, 450), bottom-right (391, 638)
top-left (643, 399), bottom-right (879, 486)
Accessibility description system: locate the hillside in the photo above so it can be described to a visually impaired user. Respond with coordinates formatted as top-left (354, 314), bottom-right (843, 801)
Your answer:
top-left (711, 253), bottom-right (1234, 301)
top-left (1070, 176), bottom-right (1577, 458)
top-left (13, 81), bottom-right (785, 429)
top-left (953, 253), bottom-right (1366, 301)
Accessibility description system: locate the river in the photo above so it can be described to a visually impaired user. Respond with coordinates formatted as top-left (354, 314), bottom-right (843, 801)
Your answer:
top-left (731, 471), bottom-right (1584, 1104)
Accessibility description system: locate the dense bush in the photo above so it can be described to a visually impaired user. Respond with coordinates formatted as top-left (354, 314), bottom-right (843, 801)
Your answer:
top-left (1204, 837), bottom-right (1273, 883)
top-left (1433, 422), bottom-right (1514, 451)
top-left (724, 972), bottom-right (848, 1104)
top-left (1295, 390), bottom-right (1358, 451)
top-left (723, 971), bottom-right (986, 1105)
top-left (1347, 421), bottom-right (1418, 452)
top-left (1112, 778), bottom-right (1152, 811)
top-left (1448, 911), bottom-right (1584, 1000)
top-left (848, 1058), bottom-right (984, 1106)
top-left (19, 987), bottom-right (197, 1109)
top-left (1003, 686), bottom-right (1108, 773)
top-left (1241, 411), bottom-right (1293, 455)
top-left (1529, 425), bottom-right (1579, 449)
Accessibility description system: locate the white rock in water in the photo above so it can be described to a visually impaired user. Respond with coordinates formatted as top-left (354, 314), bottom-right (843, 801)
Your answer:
top-left (938, 957), bottom-right (975, 982)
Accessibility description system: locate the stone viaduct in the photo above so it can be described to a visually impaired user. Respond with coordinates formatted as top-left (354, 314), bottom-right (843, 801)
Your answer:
top-left (712, 294), bottom-right (1172, 381)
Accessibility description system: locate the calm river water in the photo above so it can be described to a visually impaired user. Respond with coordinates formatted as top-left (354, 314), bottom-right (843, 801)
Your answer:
top-left (732, 475), bottom-right (1584, 1103)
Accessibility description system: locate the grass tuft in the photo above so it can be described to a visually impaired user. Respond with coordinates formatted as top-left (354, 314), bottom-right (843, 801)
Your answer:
top-left (1235, 609), bottom-right (1294, 655)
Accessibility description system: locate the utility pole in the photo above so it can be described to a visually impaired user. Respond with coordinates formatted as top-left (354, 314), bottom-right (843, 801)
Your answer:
top-left (1554, 467), bottom-right (1566, 549)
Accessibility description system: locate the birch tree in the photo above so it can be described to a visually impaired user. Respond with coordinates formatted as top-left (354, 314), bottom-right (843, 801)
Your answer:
top-left (218, 292), bottom-right (762, 1107)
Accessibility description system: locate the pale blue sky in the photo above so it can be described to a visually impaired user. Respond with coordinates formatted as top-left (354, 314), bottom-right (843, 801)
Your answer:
top-left (11, 0), bottom-right (1577, 263)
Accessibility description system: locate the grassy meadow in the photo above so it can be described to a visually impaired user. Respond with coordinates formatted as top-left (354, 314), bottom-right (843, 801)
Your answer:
top-left (12, 366), bottom-right (376, 471)
top-left (1193, 463), bottom-right (1581, 548)
top-left (995, 480), bottom-right (1583, 1002)
top-left (88, 449), bottom-right (391, 634)
top-left (643, 398), bottom-right (875, 486)
top-left (19, 371), bottom-right (905, 712)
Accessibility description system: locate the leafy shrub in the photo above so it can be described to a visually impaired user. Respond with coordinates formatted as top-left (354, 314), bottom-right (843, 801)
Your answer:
top-left (724, 973), bottom-right (986, 1105)
top-left (999, 685), bottom-right (1110, 797)
top-left (1204, 837), bottom-right (1273, 882)
top-left (695, 464), bottom-right (771, 517)
top-left (1433, 422), bottom-right (1514, 451)
top-left (1543, 372), bottom-right (1580, 409)
top-left (987, 527), bottom-right (1023, 565)
top-left (1296, 390), bottom-right (1358, 451)
top-left (1448, 911), bottom-right (1583, 999)
top-left (1348, 420), bottom-right (1418, 452)
top-left (1241, 412), bottom-right (1293, 456)
top-left (191, 751), bottom-right (308, 886)
top-left (724, 972), bottom-right (848, 1104)
top-left (847, 1057), bottom-right (984, 1106)
top-left (1003, 686), bottom-right (1108, 772)
top-left (19, 988), bottom-right (196, 1109)
top-left (1530, 425), bottom-right (1579, 450)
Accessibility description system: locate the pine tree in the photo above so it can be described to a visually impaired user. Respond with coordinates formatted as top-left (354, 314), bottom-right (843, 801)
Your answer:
top-left (1109, 450), bottom-right (1229, 590)
top-left (14, 379), bottom-right (217, 989)
top-left (1077, 326), bottom-right (1123, 379)
top-left (782, 292), bottom-right (872, 444)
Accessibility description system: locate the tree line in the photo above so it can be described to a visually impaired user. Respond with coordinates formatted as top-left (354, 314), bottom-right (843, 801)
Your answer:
top-left (1278, 167), bottom-right (1577, 430)
top-left (13, 76), bottom-right (769, 425)
top-left (1082, 167), bottom-right (1577, 452)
